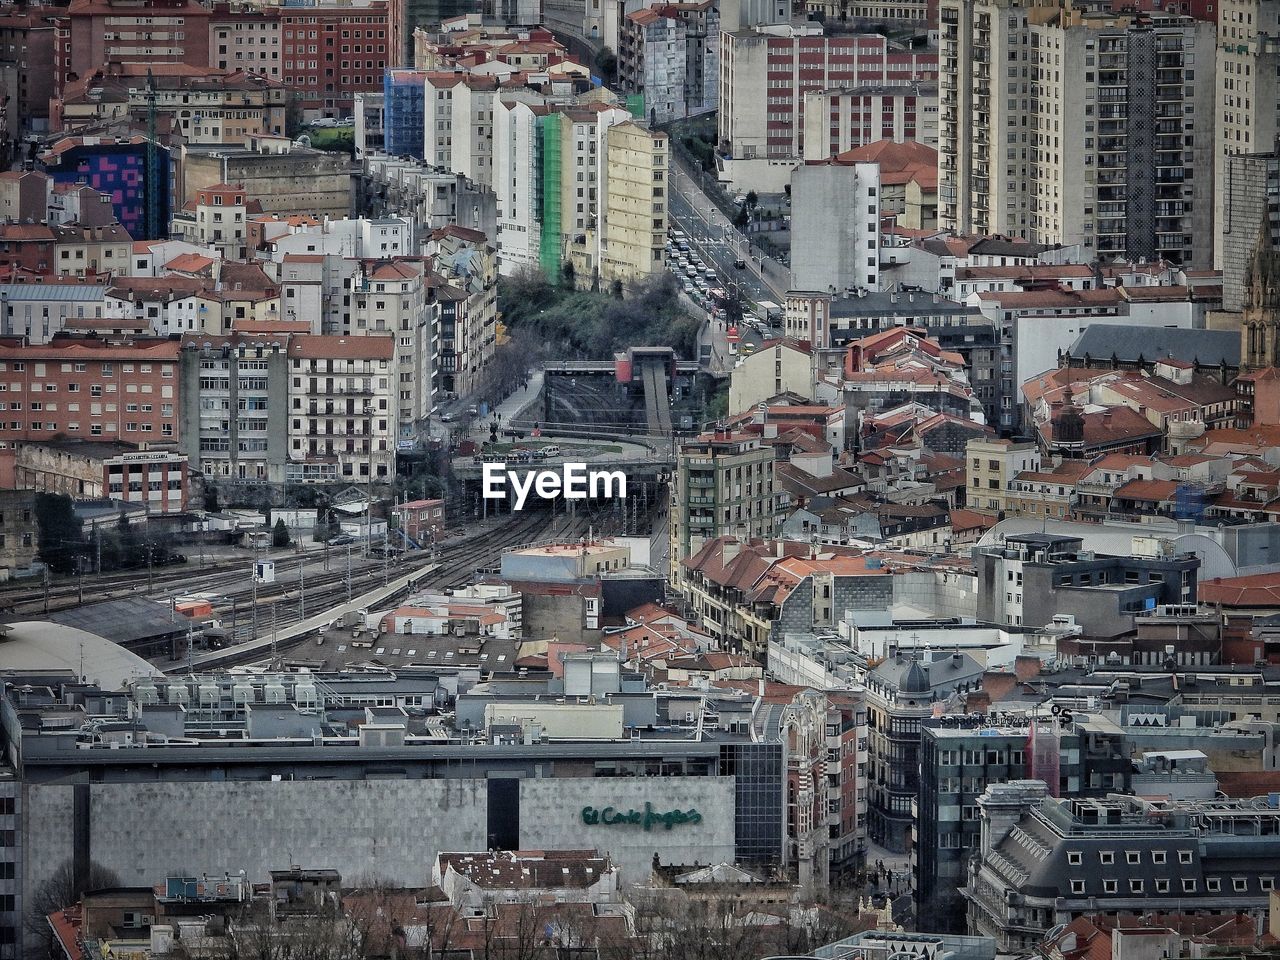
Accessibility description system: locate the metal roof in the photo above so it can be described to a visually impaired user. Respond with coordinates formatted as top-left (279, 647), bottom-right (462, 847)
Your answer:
top-left (0, 283), bottom-right (107, 302)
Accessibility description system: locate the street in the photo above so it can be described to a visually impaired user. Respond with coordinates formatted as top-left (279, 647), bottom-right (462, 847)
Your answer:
top-left (667, 154), bottom-right (790, 308)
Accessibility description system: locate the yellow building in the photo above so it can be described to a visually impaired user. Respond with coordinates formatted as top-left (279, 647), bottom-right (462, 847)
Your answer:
top-left (601, 122), bottom-right (668, 286)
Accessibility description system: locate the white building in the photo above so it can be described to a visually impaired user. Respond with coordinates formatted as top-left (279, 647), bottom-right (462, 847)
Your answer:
top-left (790, 157), bottom-right (880, 294)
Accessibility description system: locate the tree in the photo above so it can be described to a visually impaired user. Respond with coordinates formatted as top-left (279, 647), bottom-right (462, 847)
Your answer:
top-left (561, 259), bottom-right (577, 291)
top-left (745, 190), bottom-right (758, 210)
top-left (272, 518), bottom-right (291, 549)
top-left (203, 486), bottom-right (220, 513)
top-left (593, 45), bottom-right (618, 84)
top-left (26, 860), bottom-right (122, 959)
top-left (734, 207), bottom-right (749, 228)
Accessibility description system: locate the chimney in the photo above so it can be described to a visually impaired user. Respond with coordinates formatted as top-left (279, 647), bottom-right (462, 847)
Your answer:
top-left (721, 539), bottom-right (740, 564)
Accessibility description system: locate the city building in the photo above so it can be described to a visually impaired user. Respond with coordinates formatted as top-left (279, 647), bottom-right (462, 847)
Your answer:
top-left (179, 140), bottom-right (354, 221)
top-left (790, 155), bottom-right (881, 294)
top-left (618, 1), bottom-right (719, 125)
top-left (0, 335), bottom-right (181, 445)
top-left (863, 649), bottom-right (985, 851)
top-left (38, 136), bottom-right (172, 241)
top-left (0, 278), bottom-right (107, 342)
top-left (599, 122), bottom-right (668, 286)
top-left (940, 0), bottom-right (1216, 266)
top-left (287, 334), bottom-right (397, 484)
top-left (0, 7), bottom-right (54, 137)
top-left (391, 498), bottom-right (446, 546)
top-left (169, 184), bottom-right (252, 261)
top-left (277, 1), bottom-right (394, 120)
top-left (973, 532), bottom-right (1199, 635)
top-left (53, 0), bottom-right (212, 98)
top-left (966, 786), bottom-right (1280, 951)
top-left (383, 69), bottom-right (428, 159)
top-left (965, 437), bottom-right (1040, 513)
top-left (670, 428), bottom-right (778, 580)
top-left (53, 65), bottom-right (288, 145)
top-left (178, 332), bottom-right (289, 484)
top-left (1219, 146), bottom-right (1280, 315)
top-left (209, 1), bottom-right (283, 79)
top-left (801, 83), bottom-right (939, 162)
top-left (718, 25), bottom-right (937, 191)
top-left (1216, 0), bottom-right (1280, 268)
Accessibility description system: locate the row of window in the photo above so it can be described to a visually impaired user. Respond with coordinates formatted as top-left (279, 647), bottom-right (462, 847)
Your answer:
top-left (1069, 876), bottom-right (1268, 896)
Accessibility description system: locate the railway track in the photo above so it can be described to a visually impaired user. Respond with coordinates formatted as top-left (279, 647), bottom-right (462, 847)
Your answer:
top-left (190, 507), bottom-right (607, 669)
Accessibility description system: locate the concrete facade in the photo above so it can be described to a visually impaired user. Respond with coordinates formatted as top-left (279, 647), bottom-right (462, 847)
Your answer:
top-left (181, 147), bottom-right (354, 221)
top-left (518, 776), bottom-right (737, 885)
top-left (790, 159), bottom-right (881, 294)
top-left (26, 779), bottom-right (489, 897)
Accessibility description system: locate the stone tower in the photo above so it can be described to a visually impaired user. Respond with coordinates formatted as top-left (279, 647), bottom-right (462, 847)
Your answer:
top-left (1242, 217), bottom-right (1280, 371)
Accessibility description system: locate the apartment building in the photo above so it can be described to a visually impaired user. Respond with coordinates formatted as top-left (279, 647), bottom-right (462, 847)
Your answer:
top-left (801, 82), bottom-right (939, 161)
top-left (53, 0), bottom-right (212, 98)
top-left (938, 0), bottom-right (1034, 237)
top-left (0, 336), bottom-right (180, 445)
top-left (0, 7), bottom-right (54, 134)
top-left (384, 69), bottom-right (428, 159)
top-left (429, 226), bottom-right (499, 397)
top-left (346, 258), bottom-right (434, 437)
top-left (968, 788), bottom-right (1280, 952)
top-left (53, 65), bottom-right (288, 144)
top-left (941, 0), bottom-right (1215, 265)
top-left (1217, 0), bottom-right (1280, 268)
top-left (719, 24), bottom-right (937, 186)
top-left (669, 428), bottom-right (778, 581)
top-left (209, 1), bottom-right (282, 79)
top-left (599, 122), bottom-right (668, 285)
top-left (169, 184), bottom-right (251, 261)
top-left (964, 437), bottom-right (1040, 513)
top-left (1027, 8), bottom-right (1215, 267)
top-left (287, 334), bottom-right (397, 483)
top-left (178, 333), bottom-right (289, 482)
top-left (52, 223), bottom-right (132, 278)
top-left (492, 96), bottom-right (633, 276)
top-left (617, 1), bottom-right (719, 124)
top-left (790, 155), bottom-right (881, 293)
top-left (278, 1), bottom-right (393, 120)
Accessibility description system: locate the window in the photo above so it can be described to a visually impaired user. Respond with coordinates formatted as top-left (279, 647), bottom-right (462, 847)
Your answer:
top-left (1070, 880), bottom-right (1085, 894)
top-left (1233, 878), bottom-right (1248, 892)
top-left (1100, 852), bottom-right (1114, 865)
top-left (1178, 850), bottom-right (1193, 864)
top-left (1152, 851), bottom-right (1166, 865)
top-left (1182, 879), bottom-right (1196, 893)
top-left (1125, 851), bottom-right (1140, 865)
top-left (1067, 851), bottom-right (1082, 866)
top-left (1102, 879), bottom-right (1117, 893)
top-left (1206, 878), bottom-right (1220, 893)
top-left (1154, 879), bottom-right (1169, 894)
top-left (1129, 880), bottom-right (1144, 894)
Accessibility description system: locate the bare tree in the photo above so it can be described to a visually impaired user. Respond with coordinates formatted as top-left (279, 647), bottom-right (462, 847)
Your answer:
top-left (26, 860), bottom-right (121, 960)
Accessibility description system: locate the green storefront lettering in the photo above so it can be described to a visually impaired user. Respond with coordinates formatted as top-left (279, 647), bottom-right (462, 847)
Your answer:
top-left (580, 801), bottom-right (703, 831)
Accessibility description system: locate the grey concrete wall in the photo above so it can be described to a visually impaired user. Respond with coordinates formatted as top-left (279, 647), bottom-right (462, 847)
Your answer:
top-left (23, 782), bottom-right (74, 910)
top-left (518, 776), bottom-right (735, 885)
top-left (60, 779), bottom-right (488, 890)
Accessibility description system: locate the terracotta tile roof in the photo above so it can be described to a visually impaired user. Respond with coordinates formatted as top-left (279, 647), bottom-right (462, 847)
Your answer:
top-left (1112, 478), bottom-right (1179, 502)
top-left (288, 335), bottom-right (393, 361)
top-left (1199, 572), bottom-right (1280, 608)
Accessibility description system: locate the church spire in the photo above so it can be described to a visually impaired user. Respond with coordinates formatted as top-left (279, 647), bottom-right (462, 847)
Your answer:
top-left (1246, 215), bottom-right (1280, 312)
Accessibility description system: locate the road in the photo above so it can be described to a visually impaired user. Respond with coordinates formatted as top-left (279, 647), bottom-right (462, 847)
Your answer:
top-left (667, 154), bottom-right (791, 306)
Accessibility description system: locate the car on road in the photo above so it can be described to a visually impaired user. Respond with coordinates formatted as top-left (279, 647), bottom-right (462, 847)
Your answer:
top-left (734, 194), bottom-right (747, 205)
top-left (439, 412), bottom-right (455, 422)
top-left (703, 267), bottom-right (717, 281)
top-left (676, 240), bottom-right (690, 252)
top-left (329, 534), bottom-right (355, 546)
top-left (733, 257), bottom-right (746, 269)
top-left (682, 280), bottom-right (695, 294)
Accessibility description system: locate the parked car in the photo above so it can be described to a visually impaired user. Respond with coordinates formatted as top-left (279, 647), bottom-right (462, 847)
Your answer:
top-left (329, 534), bottom-right (355, 546)
top-left (733, 257), bottom-right (746, 269)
